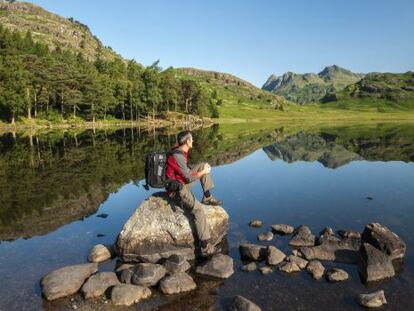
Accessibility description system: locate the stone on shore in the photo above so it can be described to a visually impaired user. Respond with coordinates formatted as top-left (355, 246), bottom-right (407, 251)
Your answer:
top-left (239, 244), bottom-right (267, 261)
top-left (259, 266), bottom-right (273, 275)
top-left (257, 231), bottom-right (274, 242)
top-left (286, 255), bottom-right (308, 269)
top-left (241, 262), bottom-right (257, 272)
top-left (111, 284), bottom-right (151, 306)
top-left (120, 268), bottom-right (134, 284)
top-left (359, 243), bottom-right (395, 283)
top-left (196, 254), bottom-right (234, 279)
top-left (300, 238), bottom-right (361, 264)
top-left (289, 225), bottom-right (316, 247)
top-left (306, 260), bottom-right (325, 280)
top-left (131, 263), bottom-right (167, 287)
top-left (116, 193), bottom-right (229, 263)
top-left (267, 246), bottom-right (286, 266)
top-left (88, 244), bottom-right (112, 263)
top-left (271, 224), bottom-right (294, 235)
top-left (326, 268), bottom-right (349, 282)
top-left (163, 254), bottom-right (191, 275)
top-left (41, 263), bottom-right (98, 301)
top-left (159, 272), bottom-right (196, 294)
top-left (358, 290), bottom-right (387, 308)
top-left (361, 223), bottom-right (406, 260)
top-left (228, 295), bottom-right (262, 311)
top-left (249, 220), bottom-right (263, 228)
top-left (81, 272), bottom-right (120, 299)
top-left (279, 262), bottom-right (300, 273)
top-left (337, 229), bottom-right (361, 239)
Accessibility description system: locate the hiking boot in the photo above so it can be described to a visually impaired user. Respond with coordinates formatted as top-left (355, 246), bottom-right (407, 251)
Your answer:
top-left (202, 195), bottom-right (223, 206)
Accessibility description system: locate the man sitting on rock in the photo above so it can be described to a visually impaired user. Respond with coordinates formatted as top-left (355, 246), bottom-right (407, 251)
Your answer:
top-left (166, 130), bottom-right (223, 257)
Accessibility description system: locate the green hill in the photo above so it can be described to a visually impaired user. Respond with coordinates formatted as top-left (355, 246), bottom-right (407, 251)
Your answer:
top-left (176, 68), bottom-right (288, 118)
top-left (263, 65), bottom-right (364, 104)
top-left (0, 1), bottom-right (121, 61)
top-left (322, 71), bottom-right (414, 111)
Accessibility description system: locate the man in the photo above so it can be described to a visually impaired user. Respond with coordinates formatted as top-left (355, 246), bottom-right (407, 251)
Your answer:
top-left (165, 130), bottom-right (223, 257)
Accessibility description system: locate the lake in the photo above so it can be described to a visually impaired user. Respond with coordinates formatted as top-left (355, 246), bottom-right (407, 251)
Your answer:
top-left (0, 122), bottom-right (413, 310)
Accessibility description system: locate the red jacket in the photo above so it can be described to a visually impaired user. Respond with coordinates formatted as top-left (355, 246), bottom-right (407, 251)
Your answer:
top-left (166, 148), bottom-right (199, 185)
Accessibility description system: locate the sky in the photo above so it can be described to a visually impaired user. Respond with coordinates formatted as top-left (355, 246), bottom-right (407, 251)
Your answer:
top-left (29, 0), bottom-right (414, 87)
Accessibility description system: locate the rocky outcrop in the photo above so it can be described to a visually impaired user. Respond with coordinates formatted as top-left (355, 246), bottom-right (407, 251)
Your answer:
top-left (41, 263), bottom-right (98, 300)
top-left (361, 223), bottom-right (406, 260)
top-left (116, 193), bottom-right (229, 263)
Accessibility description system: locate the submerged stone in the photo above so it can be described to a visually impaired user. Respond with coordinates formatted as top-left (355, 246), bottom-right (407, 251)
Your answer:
top-left (41, 263), bottom-right (98, 301)
top-left (257, 231), bottom-right (274, 242)
top-left (241, 262), bottom-right (257, 272)
top-left (249, 220), bottom-right (263, 228)
top-left (228, 295), bottom-right (262, 311)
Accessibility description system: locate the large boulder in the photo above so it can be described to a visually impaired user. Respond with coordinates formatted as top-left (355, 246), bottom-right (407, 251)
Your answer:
top-left (116, 193), bottom-right (229, 263)
top-left (41, 263), bottom-right (98, 300)
top-left (361, 223), bottom-right (406, 260)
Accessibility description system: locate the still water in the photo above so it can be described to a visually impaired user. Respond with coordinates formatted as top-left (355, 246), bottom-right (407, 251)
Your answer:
top-left (0, 123), bottom-right (413, 310)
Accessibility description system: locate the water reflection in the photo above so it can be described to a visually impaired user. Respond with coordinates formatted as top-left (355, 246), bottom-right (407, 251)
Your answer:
top-left (1, 123), bottom-right (414, 241)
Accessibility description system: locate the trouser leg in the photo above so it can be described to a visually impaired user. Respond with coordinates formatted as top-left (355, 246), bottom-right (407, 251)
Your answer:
top-left (178, 185), bottom-right (211, 242)
top-left (189, 162), bottom-right (214, 192)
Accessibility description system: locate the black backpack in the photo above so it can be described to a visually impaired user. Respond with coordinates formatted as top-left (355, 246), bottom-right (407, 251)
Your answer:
top-left (144, 150), bottom-right (183, 191)
top-left (144, 152), bottom-right (167, 190)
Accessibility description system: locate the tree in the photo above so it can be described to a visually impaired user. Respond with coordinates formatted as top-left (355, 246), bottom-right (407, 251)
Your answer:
top-left (142, 61), bottom-right (162, 120)
top-left (160, 67), bottom-right (178, 112)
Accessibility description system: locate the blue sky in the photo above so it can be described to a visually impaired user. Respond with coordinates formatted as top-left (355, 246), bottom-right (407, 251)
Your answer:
top-left (30, 0), bottom-right (414, 86)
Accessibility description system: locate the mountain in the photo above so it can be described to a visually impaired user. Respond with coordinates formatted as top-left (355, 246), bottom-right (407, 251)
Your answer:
top-left (263, 65), bottom-right (364, 104)
top-left (176, 68), bottom-right (288, 113)
top-left (0, 1), bottom-right (121, 61)
top-left (321, 71), bottom-right (414, 109)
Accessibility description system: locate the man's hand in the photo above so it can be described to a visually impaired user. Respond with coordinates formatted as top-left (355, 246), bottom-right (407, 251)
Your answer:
top-left (200, 163), bottom-right (211, 176)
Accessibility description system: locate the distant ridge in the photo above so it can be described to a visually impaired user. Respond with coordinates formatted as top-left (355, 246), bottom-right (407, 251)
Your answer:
top-left (263, 65), bottom-right (364, 104)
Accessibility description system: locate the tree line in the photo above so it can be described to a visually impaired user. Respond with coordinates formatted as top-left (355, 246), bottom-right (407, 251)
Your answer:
top-left (0, 25), bottom-right (219, 124)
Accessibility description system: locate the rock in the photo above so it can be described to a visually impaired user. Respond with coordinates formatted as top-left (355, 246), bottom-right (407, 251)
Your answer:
top-left (300, 238), bottom-right (361, 263)
top-left (249, 220), bottom-right (263, 228)
top-left (291, 249), bottom-right (301, 257)
top-left (267, 246), bottom-right (286, 265)
top-left (289, 225), bottom-right (316, 247)
top-left (196, 254), bottom-right (234, 278)
top-left (337, 229), bottom-right (361, 239)
top-left (111, 284), bottom-right (151, 306)
top-left (257, 231), bottom-right (274, 242)
top-left (359, 243), bottom-right (395, 283)
top-left (239, 244), bottom-right (267, 261)
top-left (279, 262), bottom-right (300, 273)
top-left (228, 295), bottom-right (261, 311)
top-left (358, 290), bottom-right (387, 308)
top-left (286, 255), bottom-right (308, 269)
top-left (326, 268), bottom-right (349, 282)
top-left (159, 272), bottom-right (196, 294)
top-left (116, 193), bottom-right (229, 262)
top-left (81, 272), bottom-right (120, 299)
top-left (271, 224), bottom-right (294, 235)
top-left (259, 266), bottom-right (273, 275)
top-left (115, 263), bottom-right (135, 273)
top-left (163, 254), bottom-right (191, 275)
top-left (131, 263), bottom-right (167, 287)
top-left (88, 244), bottom-right (112, 263)
top-left (119, 269), bottom-right (134, 284)
top-left (306, 260), bottom-right (325, 280)
top-left (319, 227), bottom-right (334, 236)
top-left (361, 223), bottom-right (406, 260)
top-left (41, 263), bottom-right (98, 301)
top-left (241, 262), bottom-right (257, 272)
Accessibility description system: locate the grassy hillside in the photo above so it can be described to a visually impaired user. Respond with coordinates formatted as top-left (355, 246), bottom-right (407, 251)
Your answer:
top-left (322, 71), bottom-right (414, 111)
top-left (263, 65), bottom-right (363, 104)
top-left (176, 67), bottom-right (288, 118)
top-left (0, 1), bottom-right (121, 61)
